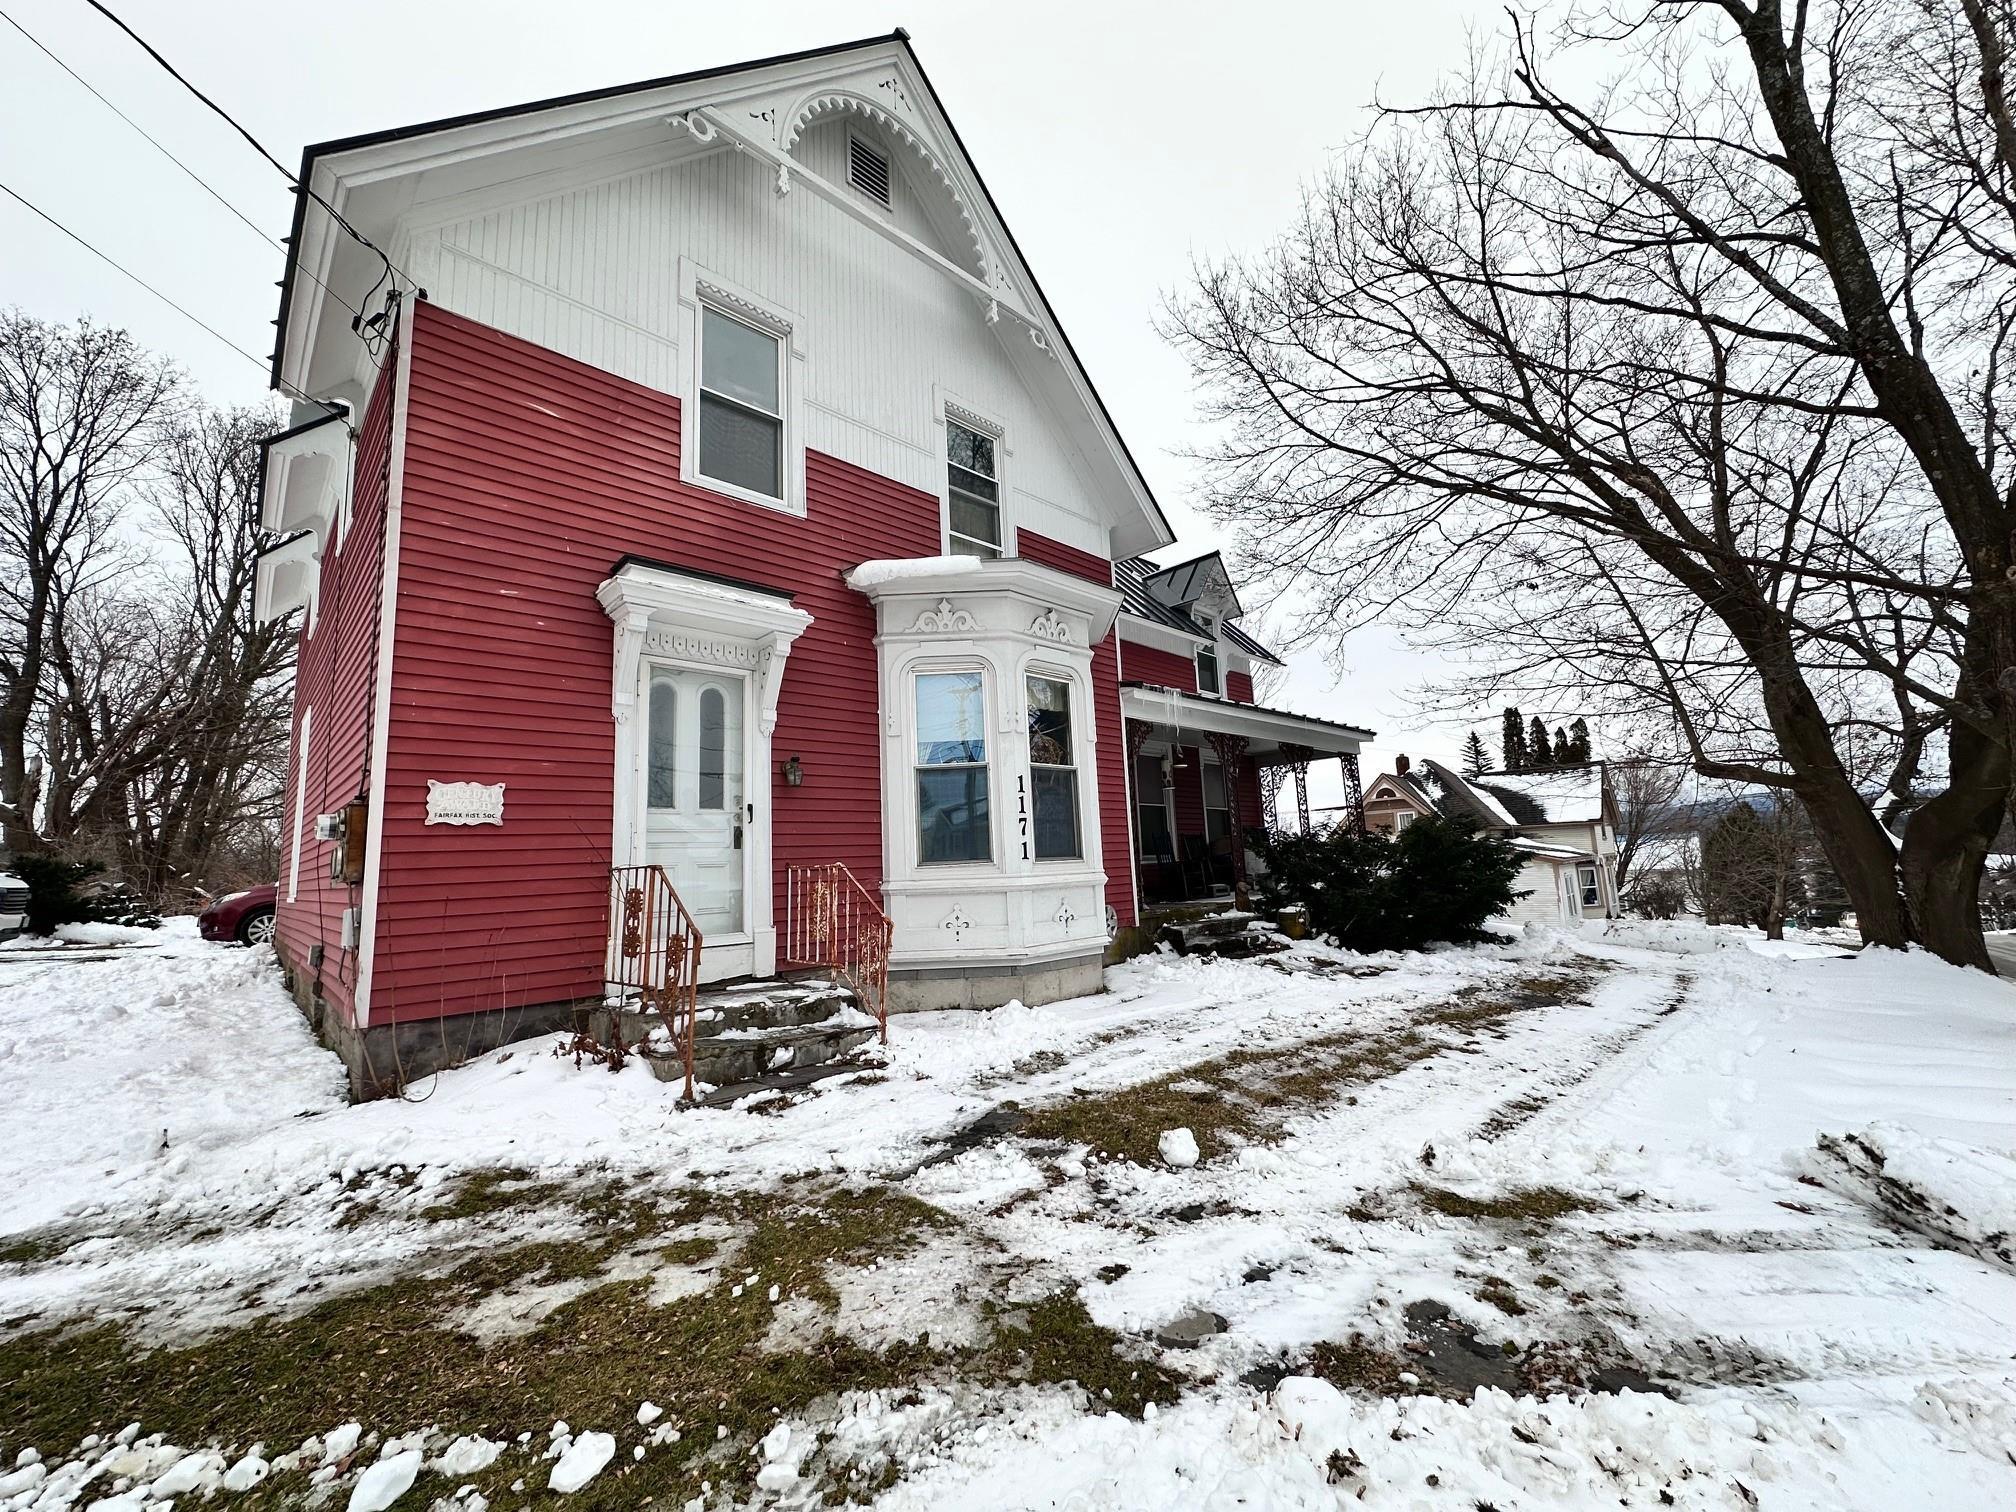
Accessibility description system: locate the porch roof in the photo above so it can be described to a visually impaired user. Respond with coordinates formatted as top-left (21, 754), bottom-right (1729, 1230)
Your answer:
top-left (1120, 684), bottom-right (1372, 757)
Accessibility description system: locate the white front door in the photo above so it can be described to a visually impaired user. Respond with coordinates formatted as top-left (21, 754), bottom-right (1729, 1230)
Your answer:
top-left (643, 664), bottom-right (750, 978)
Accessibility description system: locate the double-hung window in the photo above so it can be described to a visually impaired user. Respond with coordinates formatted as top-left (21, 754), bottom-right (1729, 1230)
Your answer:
top-left (946, 420), bottom-right (1002, 557)
top-left (916, 671), bottom-right (991, 863)
top-left (697, 305), bottom-right (783, 501)
top-left (1195, 634), bottom-right (1221, 696)
top-left (1134, 754), bottom-right (1172, 863)
top-left (1576, 864), bottom-right (1600, 909)
top-left (1201, 759), bottom-right (1231, 845)
top-left (1027, 675), bottom-right (1080, 860)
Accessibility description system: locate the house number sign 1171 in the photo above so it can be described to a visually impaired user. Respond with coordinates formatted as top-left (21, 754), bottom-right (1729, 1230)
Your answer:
top-left (1017, 774), bottom-right (1028, 861)
top-left (426, 780), bottom-right (506, 826)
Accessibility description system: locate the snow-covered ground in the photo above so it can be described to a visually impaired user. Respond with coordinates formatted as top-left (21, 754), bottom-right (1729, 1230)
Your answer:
top-left (2, 920), bottom-right (2013, 1509)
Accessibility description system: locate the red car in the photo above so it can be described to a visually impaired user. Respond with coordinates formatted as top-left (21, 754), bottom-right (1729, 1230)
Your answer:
top-left (198, 884), bottom-right (278, 946)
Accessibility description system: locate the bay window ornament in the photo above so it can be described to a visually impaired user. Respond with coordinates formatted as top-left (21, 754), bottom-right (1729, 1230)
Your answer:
top-left (912, 598), bottom-right (979, 633)
top-left (1029, 608), bottom-right (1071, 643)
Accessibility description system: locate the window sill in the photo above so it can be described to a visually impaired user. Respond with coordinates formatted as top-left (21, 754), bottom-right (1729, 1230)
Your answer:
top-left (683, 469), bottom-right (805, 519)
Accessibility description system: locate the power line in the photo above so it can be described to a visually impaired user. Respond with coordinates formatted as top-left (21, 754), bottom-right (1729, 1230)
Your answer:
top-left (81, 0), bottom-right (418, 297)
top-left (1, 178), bottom-right (299, 388)
top-left (0, 5), bottom-right (359, 318)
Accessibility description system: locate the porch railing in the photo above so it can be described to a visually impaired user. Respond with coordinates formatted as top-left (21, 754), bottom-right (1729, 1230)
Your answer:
top-left (607, 864), bottom-right (704, 1098)
top-left (782, 862), bottom-right (893, 1041)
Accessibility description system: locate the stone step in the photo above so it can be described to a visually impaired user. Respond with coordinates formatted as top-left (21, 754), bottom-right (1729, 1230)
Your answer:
top-left (691, 1018), bottom-right (879, 1088)
top-left (595, 978), bottom-right (855, 1046)
top-left (1156, 912), bottom-right (1289, 959)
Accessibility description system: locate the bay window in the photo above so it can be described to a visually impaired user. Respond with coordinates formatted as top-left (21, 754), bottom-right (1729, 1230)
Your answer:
top-left (698, 305), bottom-right (783, 500)
top-left (1026, 674), bottom-right (1080, 860)
top-left (916, 670), bottom-right (991, 863)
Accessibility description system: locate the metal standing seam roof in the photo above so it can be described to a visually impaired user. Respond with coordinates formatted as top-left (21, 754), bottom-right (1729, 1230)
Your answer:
top-left (1113, 557), bottom-right (1283, 666)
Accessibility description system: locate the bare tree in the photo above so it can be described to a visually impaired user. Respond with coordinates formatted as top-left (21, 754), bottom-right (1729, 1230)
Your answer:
top-left (0, 310), bottom-right (180, 854)
top-left (1611, 756), bottom-right (1690, 891)
top-left (1166, 1), bottom-right (2012, 969)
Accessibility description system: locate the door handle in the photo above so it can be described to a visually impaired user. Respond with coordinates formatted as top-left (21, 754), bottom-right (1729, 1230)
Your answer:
top-left (746, 802), bottom-right (755, 823)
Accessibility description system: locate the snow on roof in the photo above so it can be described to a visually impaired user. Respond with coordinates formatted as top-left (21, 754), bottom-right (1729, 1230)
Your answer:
top-left (1469, 768), bottom-right (1607, 825)
top-left (1505, 836), bottom-right (1596, 861)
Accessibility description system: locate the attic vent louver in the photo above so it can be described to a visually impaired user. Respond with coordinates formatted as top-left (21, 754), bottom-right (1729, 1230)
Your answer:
top-left (849, 135), bottom-right (891, 207)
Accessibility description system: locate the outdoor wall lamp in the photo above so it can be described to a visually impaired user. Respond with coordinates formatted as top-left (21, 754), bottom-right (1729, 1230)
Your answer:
top-left (782, 754), bottom-right (804, 787)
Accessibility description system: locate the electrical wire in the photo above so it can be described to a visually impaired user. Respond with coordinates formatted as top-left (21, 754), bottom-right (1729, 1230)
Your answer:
top-left (0, 5), bottom-right (360, 318)
top-left (80, 0), bottom-right (419, 297)
top-left (0, 179), bottom-right (313, 393)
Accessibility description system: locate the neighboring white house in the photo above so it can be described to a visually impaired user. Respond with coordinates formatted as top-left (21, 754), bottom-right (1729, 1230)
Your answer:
top-left (1353, 757), bottom-right (1621, 928)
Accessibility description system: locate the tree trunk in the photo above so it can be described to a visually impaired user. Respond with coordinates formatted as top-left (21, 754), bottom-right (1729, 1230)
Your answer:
top-left (1897, 702), bottom-right (2005, 972)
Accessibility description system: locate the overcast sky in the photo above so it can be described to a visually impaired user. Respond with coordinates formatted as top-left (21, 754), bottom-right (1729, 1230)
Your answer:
top-left (3, 0), bottom-right (1508, 794)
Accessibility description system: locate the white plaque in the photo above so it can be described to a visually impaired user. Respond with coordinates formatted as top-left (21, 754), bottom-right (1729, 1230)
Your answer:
top-left (426, 779), bottom-right (505, 826)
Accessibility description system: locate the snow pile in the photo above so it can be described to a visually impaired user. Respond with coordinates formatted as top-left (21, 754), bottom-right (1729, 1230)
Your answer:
top-left (0, 920), bottom-right (348, 1239)
top-left (844, 556), bottom-right (985, 589)
top-left (1814, 1121), bottom-right (2016, 1267)
top-left (1157, 1127), bottom-right (1199, 1168)
top-left (547, 1431), bottom-right (614, 1493)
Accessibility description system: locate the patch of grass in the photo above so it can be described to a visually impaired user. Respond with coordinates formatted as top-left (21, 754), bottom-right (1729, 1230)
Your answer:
top-left (0, 1185), bottom-right (964, 1509)
top-left (1304, 1334), bottom-right (1408, 1394)
top-left (419, 1166), bottom-right (566, 1222)
top-left (1020, 971), bottom-right (1596, 1165)
top-left (980, 1293), bottom-right (1181, 1417)
top-left (0, 1232), bottom-right (70, 1266)
top-left (1413, 1185), bottom-right (1603, 1223)
top-left (1475, 1275), bottom-right (1527, 1316)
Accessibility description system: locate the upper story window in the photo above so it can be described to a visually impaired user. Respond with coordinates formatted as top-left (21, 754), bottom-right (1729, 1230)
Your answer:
top-left (698, 305), bottom-right (782, 501)
top-left (946, 420), bottom-right (1002, 558)
top-left (1195, 641), bottom-right (1221, 696)
top-left (848, 134), bottom-right (892, 208)
top-left (1027, 674), bottom-right (1081, 860)
top-left (916, 670), bottom-right (991, 863)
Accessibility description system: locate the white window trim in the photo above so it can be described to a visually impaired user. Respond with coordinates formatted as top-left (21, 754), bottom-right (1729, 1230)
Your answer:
top-left (908, 659), bottom-right (1003, 873)
top-left (1195, 641), bottom-right (1222, 698)
top-left (678, 258), bottom-right (806, 517)
top-left (1201, 753), bottom-right (1232, 843)
top-left (846, 128), bottom-right (894, 211)
top-left (1025, 665), bottom-right (1086, 864)
top-left (933, 386), bottom-right (1013, 559)
top-left (287, 706), bottom-right (312, 903)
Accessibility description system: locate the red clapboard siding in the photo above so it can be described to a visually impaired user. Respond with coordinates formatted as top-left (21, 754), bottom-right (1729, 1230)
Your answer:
top-left (272, 356), bottom-right (394, 1024)
top-left (370, 303), bottom-right (937, 1023)
top-left (1226, 670), bottom-right (1256, 705)
top-left (1120, 637), bottom-right (1197, 694)
top-left (1015, 531), bottom-right (1133, 927)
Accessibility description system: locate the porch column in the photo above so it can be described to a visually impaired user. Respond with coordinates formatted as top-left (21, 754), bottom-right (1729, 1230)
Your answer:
top-left (1337, 751), bottom-right (1366, 834)
top-left (1279, 743), bottom-right (1317, 834)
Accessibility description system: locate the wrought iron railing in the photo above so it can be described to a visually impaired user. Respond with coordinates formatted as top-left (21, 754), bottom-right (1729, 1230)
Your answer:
top-left (782, 862), bottom-right (893, 1041)
top-left (607, 864), bottom-right (704, 1098)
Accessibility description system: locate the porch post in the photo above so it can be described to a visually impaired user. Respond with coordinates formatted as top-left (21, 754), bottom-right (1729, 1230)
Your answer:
top-left (1337, 751), bottom-right (1366, 835)
top-left (1279, 743), bottom-right (1317, 834)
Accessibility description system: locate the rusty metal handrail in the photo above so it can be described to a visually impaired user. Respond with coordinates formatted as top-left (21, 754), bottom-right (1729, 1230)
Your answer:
top-left (607, 864), bottom-right (704, 1097)
top-left (782, 862), bottom-right (892, 1042)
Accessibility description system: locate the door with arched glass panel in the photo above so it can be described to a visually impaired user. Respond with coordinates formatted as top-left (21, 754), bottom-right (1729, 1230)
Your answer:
top-left (642, 666), bottom-right (748, 951)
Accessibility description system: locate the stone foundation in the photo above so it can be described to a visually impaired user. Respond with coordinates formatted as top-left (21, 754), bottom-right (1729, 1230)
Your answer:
top-left (277, 941), bottom-right (585, 1100)
top-left (886, 951), bottom-right (1104, 1014)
